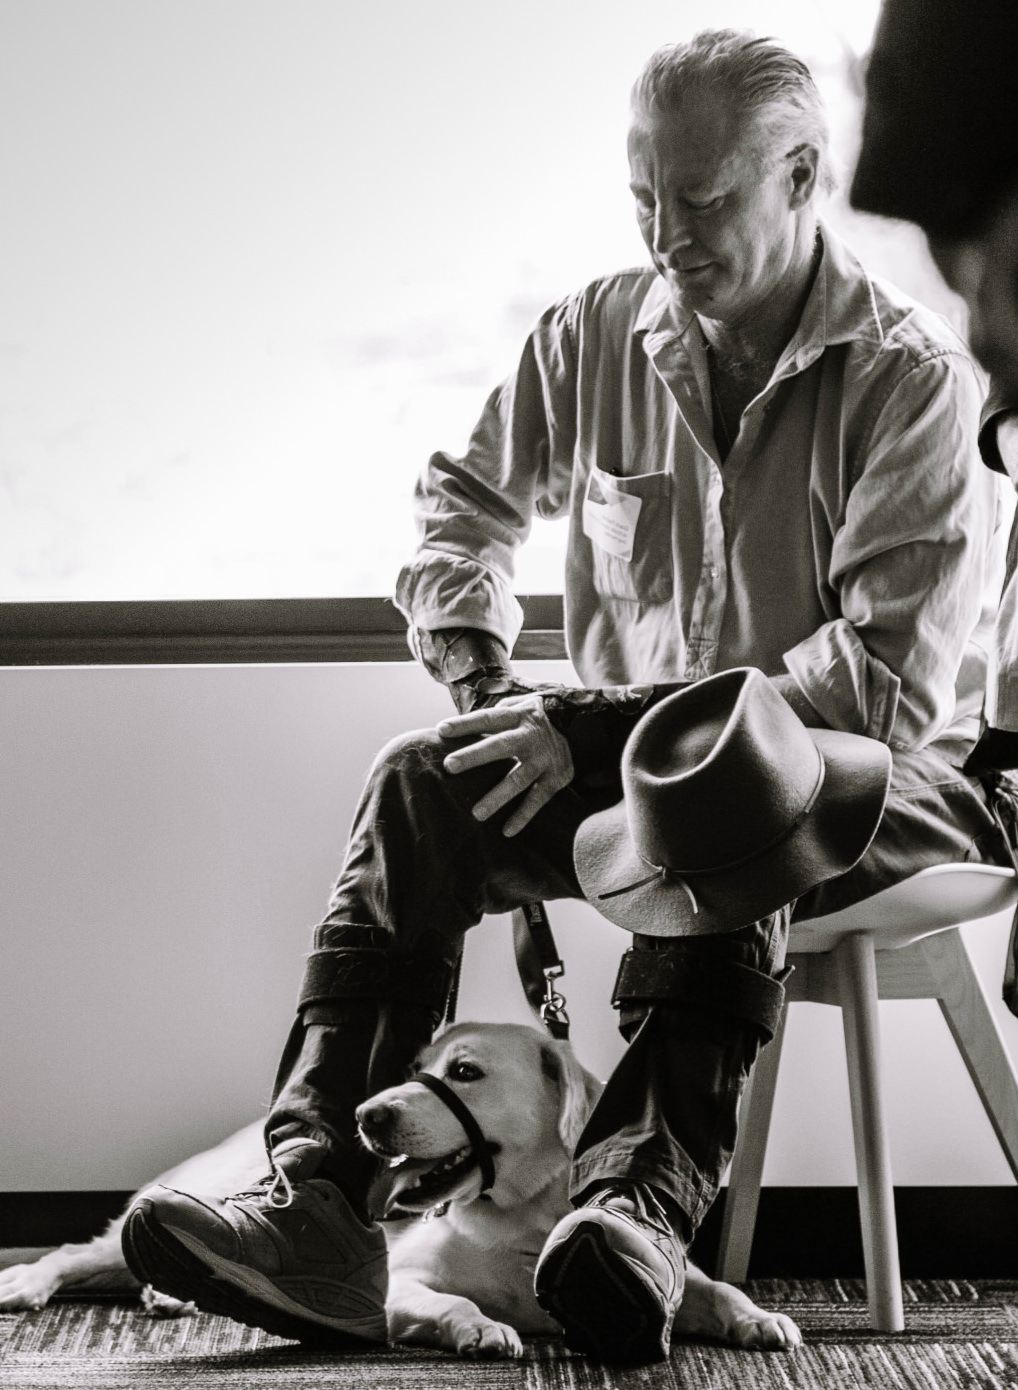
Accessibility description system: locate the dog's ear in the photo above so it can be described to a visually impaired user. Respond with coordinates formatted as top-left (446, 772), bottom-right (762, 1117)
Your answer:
top-left (541, 1039), bottom-right (603, 1153)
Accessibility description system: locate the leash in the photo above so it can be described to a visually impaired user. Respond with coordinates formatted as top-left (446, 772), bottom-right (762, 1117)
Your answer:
top-left (511, 902), bottom-right (570, 1040)
top-left (441, 903), bottom-right (570, 1041)
top-left (410, 1070), bottom-right (498, 1192)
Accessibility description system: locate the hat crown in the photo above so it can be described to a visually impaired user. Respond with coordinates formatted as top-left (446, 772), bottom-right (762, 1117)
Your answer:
top-left (624, 668), bottom-right (823, 875)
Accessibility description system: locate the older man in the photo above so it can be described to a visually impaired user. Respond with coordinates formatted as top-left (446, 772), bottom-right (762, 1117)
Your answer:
top-left (125, 30), bottom-right (1006, 1365)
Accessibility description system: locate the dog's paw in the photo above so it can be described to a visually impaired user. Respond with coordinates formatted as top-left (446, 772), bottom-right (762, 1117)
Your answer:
top-left (140, 1285), bottom-right (196, 1319)
top-left (455, 1319), bottom-right (524, 1359)
top-left (728, 1310), bottom-right (802, 1351)
top-left (0, 1264), bottom-right (57, 1312)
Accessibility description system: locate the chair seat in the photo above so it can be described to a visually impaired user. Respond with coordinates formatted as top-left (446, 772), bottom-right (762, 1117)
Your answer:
top-left (791, 862), bottom-right (1017, 954)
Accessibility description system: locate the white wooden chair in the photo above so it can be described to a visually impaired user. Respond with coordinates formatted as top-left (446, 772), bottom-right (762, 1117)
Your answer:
top-left (716, 863), bottom-right (1018, 1331)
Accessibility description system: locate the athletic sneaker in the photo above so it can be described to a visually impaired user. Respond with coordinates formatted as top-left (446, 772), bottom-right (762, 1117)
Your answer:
top-left (121, 1138), bottom-right (388, 1345)
top-left (533, 1182), bottom-right (686, 1363)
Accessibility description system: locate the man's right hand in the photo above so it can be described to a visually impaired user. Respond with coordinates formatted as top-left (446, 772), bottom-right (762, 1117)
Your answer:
top-left (439, 694), bottom-right (576, 836)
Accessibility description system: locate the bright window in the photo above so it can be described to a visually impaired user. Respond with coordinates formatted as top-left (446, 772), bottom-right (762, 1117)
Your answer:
top-left (3, 0), bottom-right (951, 602)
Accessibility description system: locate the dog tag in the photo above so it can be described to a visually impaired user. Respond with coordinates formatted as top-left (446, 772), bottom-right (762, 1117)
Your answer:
top-left (582, 470), bottom-right (642, 562)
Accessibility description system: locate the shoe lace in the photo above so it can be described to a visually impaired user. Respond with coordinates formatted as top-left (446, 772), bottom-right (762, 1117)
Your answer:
top-left (588, 1182), bottom-right (675, 1239)
top-left (235, 1163), bottom-right (296, 1210)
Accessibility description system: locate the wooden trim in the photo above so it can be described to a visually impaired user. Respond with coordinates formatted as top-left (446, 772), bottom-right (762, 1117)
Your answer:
top-left (0, 597), bottom-right (566, 666)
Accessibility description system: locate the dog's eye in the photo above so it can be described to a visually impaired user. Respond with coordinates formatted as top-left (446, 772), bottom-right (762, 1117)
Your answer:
top-left (447, 1059), bottom-right (483, 1083)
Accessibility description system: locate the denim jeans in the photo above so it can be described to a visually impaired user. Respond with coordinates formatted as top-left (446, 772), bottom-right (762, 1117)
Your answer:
top-left (267, 727), bottom-right (1007, 1244)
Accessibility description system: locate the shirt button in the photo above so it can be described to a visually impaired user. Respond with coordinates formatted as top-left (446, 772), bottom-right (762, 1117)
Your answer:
top-left (709, 566), bottom-right (720, 579)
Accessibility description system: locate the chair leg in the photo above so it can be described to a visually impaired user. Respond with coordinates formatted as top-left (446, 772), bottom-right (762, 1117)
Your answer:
top-left (716, 1004), bottom-right (788, 1282)
top-left (836, 932), bottom-right (905, 1332)
top-left (921, 927), bottom-right (1018, 1180)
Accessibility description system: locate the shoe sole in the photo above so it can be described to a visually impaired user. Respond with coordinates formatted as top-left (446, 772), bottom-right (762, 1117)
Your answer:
top-left (122, 1200), bottom-right (384, 1348)
top-left (535, 1219), bottom-right (673, 1363)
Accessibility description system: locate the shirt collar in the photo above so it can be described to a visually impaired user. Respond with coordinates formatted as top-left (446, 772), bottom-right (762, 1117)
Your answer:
top-left (633, 220), bottom-right (887, 373)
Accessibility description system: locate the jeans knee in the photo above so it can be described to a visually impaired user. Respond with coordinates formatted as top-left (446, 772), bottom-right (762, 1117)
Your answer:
top-left (373, 726), bottom-right (447, 770)
top-left (368, 724), bottom-right (496, 820)
top-left (364, 727), bottom-right (454, 800)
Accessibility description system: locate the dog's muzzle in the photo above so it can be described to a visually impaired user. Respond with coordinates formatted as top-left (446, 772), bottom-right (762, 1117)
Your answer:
top-left (410, 1071), bottom-right (498, 1193)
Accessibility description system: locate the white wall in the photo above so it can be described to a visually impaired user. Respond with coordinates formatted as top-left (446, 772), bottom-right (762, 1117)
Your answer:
top-left (2, 660), bottom-right (1018, 1192)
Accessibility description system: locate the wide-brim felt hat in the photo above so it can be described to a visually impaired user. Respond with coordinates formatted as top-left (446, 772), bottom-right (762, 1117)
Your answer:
top-left (574, 667), bottom-right (892, 937)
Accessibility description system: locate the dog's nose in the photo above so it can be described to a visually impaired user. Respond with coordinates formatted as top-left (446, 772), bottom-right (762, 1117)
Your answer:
top-left (355, 1100), bottom-right (392, 1133)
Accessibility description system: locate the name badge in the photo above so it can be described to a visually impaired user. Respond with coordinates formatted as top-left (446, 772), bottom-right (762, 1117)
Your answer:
top-left (582, 470), bottom-right (642, 562)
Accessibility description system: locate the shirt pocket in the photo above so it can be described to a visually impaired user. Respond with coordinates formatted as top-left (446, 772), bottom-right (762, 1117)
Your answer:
top-left (582, 466), bottom-right (673, 605)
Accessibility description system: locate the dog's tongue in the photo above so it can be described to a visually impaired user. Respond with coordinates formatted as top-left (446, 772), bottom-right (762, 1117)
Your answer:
top-left (387, 1156), bottom-right (435, 1195)
top-left (367, 1154), bottom-right (437, 1216)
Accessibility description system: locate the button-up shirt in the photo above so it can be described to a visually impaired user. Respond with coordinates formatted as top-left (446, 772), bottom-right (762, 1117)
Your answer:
top-left (396, 225), bottom-right (1004, 763)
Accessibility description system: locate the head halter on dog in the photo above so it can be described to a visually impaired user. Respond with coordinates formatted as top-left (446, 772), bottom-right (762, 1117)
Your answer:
top-left (411, 1071), bottom-right (497, 1193)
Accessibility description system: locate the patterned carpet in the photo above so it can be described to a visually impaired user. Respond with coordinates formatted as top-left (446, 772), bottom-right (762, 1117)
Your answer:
top-left (3, 1280), bottom-right (1018, 1388)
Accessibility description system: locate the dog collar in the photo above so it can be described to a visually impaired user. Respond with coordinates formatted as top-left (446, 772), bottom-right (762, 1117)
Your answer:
top-left (410, 1071), bottom-right (497, 1193)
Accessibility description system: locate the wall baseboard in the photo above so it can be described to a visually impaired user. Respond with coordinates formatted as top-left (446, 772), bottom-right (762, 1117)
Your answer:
top-left (694, 1186), bottom-right (1018, 1278)
top-left (1, 1192), bottom-right (134, 1249)
top-left (4, 1187), bottom-right (1017, 1277)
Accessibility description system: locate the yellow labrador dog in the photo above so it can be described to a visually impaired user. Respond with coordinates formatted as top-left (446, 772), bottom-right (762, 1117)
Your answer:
top-left (0, 1021), bottom-right (800, 1359)
top-left (357, 1021), bottom-right (800, 1358)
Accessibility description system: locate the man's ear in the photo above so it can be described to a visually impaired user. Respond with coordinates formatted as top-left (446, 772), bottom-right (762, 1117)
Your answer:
top-left (541, 1039), bottom-right (604, 1153)
top-left (787, 143), bottom-right (820, 209)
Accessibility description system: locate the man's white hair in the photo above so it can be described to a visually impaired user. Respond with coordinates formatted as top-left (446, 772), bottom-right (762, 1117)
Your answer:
top-left (631, 29), bottom-right (837, 197)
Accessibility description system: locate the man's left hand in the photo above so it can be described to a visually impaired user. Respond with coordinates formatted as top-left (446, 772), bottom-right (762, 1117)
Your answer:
top-left (438, 694), bottom-right (575, 836)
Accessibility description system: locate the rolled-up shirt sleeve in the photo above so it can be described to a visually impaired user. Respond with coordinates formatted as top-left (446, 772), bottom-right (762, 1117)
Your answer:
top-left (784, 349), bottom-right (997, 749)
top-left (394, 298), bottom-right (579, 654)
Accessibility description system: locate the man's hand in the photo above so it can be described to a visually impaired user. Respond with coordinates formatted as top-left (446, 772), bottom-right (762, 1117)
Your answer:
top-left (438, 694), bottom-right (575, 837)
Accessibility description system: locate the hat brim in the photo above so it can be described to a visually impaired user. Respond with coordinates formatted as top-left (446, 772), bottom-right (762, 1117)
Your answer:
top-left (574, 728), bottom-right (892, 936)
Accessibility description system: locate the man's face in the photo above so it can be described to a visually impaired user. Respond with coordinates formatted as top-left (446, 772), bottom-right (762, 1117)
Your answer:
top-left (627, 93), bottom-right (805, 326)
top-left (928, 187), bottom-right (1018, 401)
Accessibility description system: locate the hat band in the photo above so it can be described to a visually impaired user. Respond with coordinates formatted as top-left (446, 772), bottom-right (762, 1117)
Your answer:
top-left (599, 866), bottom-right (701, 914)
top-left (598, 749), bottom-right (826, 906)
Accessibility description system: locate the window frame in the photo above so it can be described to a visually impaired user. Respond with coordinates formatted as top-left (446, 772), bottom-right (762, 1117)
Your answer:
top-left (0, 596), bottom-right (566, 666)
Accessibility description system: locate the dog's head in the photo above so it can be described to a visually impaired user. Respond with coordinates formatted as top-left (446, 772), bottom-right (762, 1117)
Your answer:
top-left (355, 1021), bottom-right (602, 1216)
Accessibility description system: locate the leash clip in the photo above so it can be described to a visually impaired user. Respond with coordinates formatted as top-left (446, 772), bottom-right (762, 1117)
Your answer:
top-left (540, 965), bottom-right (570, 1038)
top-left (512, 902), bottom-right (571, 1040)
